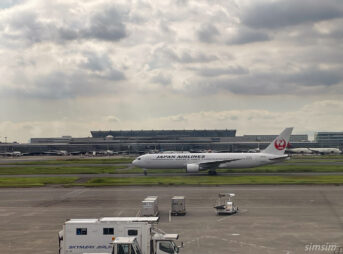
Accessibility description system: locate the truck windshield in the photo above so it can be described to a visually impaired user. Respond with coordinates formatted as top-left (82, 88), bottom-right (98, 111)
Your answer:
top-left (117, 244), bottom-right (129, 254)
top-left (159, 241), bottom-right (175, 254)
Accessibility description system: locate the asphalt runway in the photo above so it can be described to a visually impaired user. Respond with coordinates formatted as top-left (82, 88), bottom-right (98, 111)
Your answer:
top-left (0, 185), bottom-right (342, 254)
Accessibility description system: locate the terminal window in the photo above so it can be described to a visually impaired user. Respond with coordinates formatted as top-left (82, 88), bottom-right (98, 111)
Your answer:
top-left (76, 228), bottom-right (87, 235)
top-left (103, 228), bottom-right (114, 235)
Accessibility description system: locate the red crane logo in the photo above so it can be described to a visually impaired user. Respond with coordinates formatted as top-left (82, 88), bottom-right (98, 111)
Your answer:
top-left (274, 138), bottom-right (287, 150)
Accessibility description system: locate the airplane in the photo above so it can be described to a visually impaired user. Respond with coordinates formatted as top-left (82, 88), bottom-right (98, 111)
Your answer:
top-left (98, 150), bottom-right (118, 156)
top-left (247, 148), bottom-right (261, 153)
top-left (287, 147), bottom-right (342, 155)
top-left (286, 148), bottom-right (313, 155)
top-left (43, 150), bottom-right (69, 156)
top-left (308, 148), bottom-right (341, 155)
top-left (132, 127), bottom-right (293, 175)
top-left (0, 151), bottom-right (26, 157)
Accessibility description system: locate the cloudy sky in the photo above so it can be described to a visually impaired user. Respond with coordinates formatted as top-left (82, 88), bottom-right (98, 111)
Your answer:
top-left (1, 0), bottom-right (343, 142)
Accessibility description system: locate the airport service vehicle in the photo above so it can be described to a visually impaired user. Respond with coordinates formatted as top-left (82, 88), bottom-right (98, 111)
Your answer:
top-left (214, 193), bottom-right (238, 215)
top-left (171, 196), bottom-right (186, 216)
top-left (58, 217), bottom-right (181, 254)
top-left (142, 196), bottom-right (159, 216)
top-left (132, 128), bottom-right (293, 175)
top-left (111, 235), bottom-right (181, 254)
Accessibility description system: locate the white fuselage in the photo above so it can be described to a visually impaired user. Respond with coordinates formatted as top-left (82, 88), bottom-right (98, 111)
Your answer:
top-left (287, 148), bottom-right (342, 155)
top-left (132, 152), bottom-right (287, 170)
top-left (309, 148), bottom-right (341, 155)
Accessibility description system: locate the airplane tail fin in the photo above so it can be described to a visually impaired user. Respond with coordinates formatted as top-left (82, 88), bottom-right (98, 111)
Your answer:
top-left (263, 127), bottom-right (293, 155)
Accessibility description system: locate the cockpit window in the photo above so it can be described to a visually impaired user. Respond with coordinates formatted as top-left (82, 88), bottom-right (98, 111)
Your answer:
top-left (137, 158), bottom-right (141, 160)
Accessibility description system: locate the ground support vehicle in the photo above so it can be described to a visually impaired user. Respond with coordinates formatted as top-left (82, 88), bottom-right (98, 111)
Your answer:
top-left (171, 196), bottom-right (186, 216)
top-left (58, 217), bottom-right (181, 254)
top-left (214, 193), bottom-right (238, 215)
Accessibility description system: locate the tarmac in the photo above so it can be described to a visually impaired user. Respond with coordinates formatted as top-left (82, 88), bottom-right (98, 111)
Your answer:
top-left (0, 185), bottom-right (342, 254)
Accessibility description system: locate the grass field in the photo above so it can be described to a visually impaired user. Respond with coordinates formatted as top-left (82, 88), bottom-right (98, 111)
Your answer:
top-left (219, 164), bottom-right (343, 173)
top-left (2, 163), bottom-right (343, 175)
top-left (81, 175), bottom-right (343, 186)
top-left (2, 155), bottom-right (343, 187)
top-left (121, 164), bottom-right (343, 174)
top-left (0, 155), bottom-right (343, 176)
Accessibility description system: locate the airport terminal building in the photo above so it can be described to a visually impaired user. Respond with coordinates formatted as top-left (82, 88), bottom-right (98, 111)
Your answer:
top-left (0, 129), bottom-right (322, 155)
top-left (314, 132), bottom-right (343, 147)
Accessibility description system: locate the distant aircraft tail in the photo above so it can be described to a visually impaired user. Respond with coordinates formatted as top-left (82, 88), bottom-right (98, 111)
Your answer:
top-left (263, 128), bottom-right (293, 155)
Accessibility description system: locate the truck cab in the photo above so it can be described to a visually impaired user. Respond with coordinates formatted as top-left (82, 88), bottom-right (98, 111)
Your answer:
top-left (113, 236), bottom-right (180, 254)
top-left (113, 237), bottom-right (142, 254)
top-left (152, 233), bottom-right (180, 254)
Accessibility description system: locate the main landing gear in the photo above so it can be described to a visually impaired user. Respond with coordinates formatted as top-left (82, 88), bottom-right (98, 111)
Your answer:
top-left (208, 170), bottom-right (217, 176)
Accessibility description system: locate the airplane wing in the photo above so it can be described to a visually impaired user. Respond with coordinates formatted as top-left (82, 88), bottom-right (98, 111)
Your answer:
top-left (199, 159), bottom-right (241, 169)
top-left (70, 151), bottom-right (82, 155)
top-left (308, 149), bottom-right (319, 154)
top-left (0, 152), bottom-right (18, 156)
top-left (43, 151), bottom-right (58, 155)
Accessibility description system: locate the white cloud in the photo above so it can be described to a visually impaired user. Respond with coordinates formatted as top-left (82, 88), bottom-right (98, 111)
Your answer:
top-left (0, 0), bottom-right (343, 141)
top-left (105, 115), bottom-right (121, 123)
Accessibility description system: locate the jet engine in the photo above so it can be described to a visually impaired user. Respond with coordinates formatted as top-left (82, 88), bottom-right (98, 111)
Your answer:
top-left (186, 163), bottom-right (200, 173)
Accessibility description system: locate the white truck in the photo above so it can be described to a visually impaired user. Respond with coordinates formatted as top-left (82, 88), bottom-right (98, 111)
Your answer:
top-left (112, 236), bottom-right (181, 254)
top-left (58, 217), bottom-right (181, 254)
